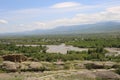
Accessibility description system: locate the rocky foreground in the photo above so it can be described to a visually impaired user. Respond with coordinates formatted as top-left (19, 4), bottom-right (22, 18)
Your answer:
top-left (0, 61), bottom-right (120, 80)
top-left (0, 69), bottom-right (120, 80)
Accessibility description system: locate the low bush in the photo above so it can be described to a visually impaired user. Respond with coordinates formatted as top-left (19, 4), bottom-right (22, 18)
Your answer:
top-left (116, 67), bottom-right (120, 75)
top-left (85, 63), bottom-right (104, 70)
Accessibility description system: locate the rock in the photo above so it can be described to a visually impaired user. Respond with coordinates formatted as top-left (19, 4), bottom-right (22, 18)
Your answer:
top-left (104, 62), bottom-right (116, 67)
top-left (94, 71), bottom-right (120, 80)
top-left (21, 61), bottom-right (45, 71)
top-left (29, 62), bottom-right (43, 69)
top-left (20, 64), bottom-right (29, 70)
top-left (1, 61), bottom-right (17, 71)
top-left (75, 63), bottom-right (85, 69)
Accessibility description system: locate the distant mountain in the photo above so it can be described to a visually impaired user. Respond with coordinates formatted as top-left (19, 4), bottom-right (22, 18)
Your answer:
top-left (24, 21), bottom-right (120, 35)
top-left (1, 21), bottom-right (120, 36)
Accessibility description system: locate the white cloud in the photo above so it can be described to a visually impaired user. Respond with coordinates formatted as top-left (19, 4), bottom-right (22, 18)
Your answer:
top-left (19, 24), bottom-right (24, 27)
top-left (34, 22), bottom-right (47, 29)
top-left (1, 2), bottom-right (120, 33)
top-left (107, 6), bottom-right (120, 14)
top-left (0, 19), bottom-right (8, 24)
top-left (51, 2), bottom-right (80, 8)
top-left (6, 5), bottom-right (118, 33)
top-left (34, 6), bottom-right (120, 29)
top-left (4, 2), bottom-right (97, 21)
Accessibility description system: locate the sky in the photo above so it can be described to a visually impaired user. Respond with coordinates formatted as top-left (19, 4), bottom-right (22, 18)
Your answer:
top-left (0, 0), bottom-right (120, 33)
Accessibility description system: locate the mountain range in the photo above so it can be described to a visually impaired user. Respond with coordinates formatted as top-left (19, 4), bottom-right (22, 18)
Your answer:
top-left (1, 21), bottom-right (120, 36)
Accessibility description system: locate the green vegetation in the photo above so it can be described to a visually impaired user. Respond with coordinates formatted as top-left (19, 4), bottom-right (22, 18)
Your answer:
top-left (0, 43), bottom-right (105, 61)
top-left (0, 33), bottom-right (119, 80)
top-left (0, 33), bottom-right (120, 62)
top-left (0, 43), bottom-right (119, 62)
top-left (0, 33), bottom-right (120, 47)
top-left (116, 68), bottom-right (120, 75)
top-left (66, 37), bottom-right (120, 48)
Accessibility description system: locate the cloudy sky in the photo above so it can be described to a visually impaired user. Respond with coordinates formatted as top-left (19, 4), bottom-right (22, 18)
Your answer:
top-left (0, 0), bottom-right (120, 33)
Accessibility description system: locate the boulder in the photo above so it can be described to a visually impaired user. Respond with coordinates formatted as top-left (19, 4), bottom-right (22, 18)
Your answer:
top-left (20, 63), bottom-right (29, 70)
top-left (1, 61), bottom-right (17, 71)
top-left (94, 71), bottom-right (120, 80)
top-left (29, 62), bottom-right (43, 69)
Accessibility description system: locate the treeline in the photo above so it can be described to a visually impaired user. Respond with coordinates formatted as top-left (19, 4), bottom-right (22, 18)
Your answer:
top-left (0, 44), bottom-right (119, 62)
top-left (28, 48), bottom-right (120, 62)
top-left (0, 33), bottom-right (120, 47)
top-left (0, 44), bottom-right (47, 55)
top-left (1, 37), bottom-right (120, 48)
top-left (66, 38), bottom-right (120, 48)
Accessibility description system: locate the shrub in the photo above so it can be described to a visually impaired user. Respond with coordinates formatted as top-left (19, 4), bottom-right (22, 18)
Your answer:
top-left (85, 63), bottom-right (104, 70)
top-left (116, 67), bottom-right (120, 75)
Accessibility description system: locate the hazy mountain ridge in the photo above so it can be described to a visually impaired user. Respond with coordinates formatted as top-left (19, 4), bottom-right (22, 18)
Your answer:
top-left (25, 21), bottom-right (120, 34)
top-left (1, 21), bottom-right (120, 36)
